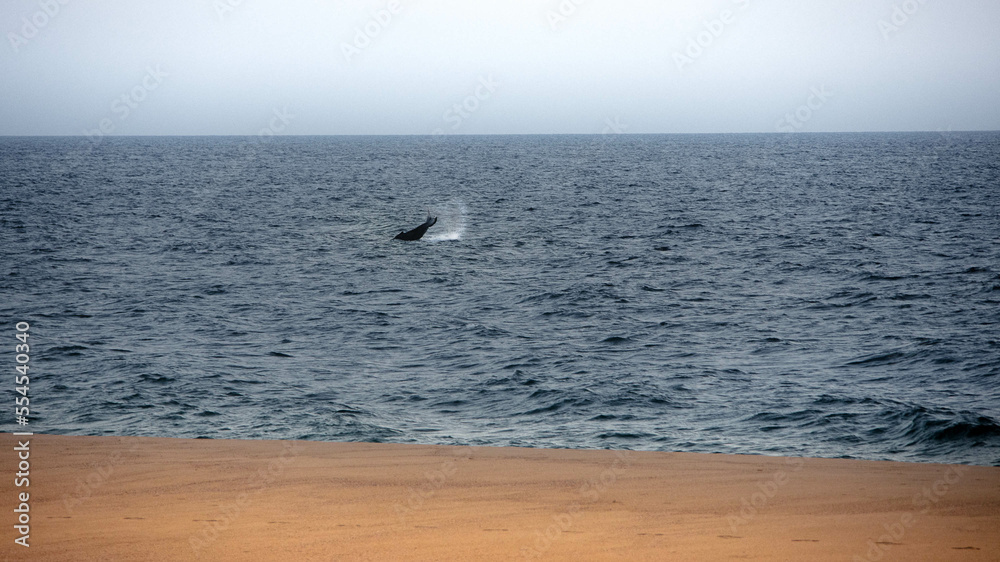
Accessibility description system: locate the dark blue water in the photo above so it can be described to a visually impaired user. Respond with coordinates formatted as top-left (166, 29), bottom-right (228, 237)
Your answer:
top-left (3, 133), bottom-right (999, 465)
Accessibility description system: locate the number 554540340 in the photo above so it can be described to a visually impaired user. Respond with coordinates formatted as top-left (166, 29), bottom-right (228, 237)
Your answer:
top-left (14, 322), bottom-right (29, 426)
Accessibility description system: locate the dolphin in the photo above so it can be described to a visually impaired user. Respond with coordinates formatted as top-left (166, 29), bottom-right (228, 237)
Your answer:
top-left (394, 215), bottom-right (437, 241)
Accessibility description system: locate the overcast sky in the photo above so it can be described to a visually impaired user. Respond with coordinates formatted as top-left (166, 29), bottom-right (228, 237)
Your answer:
top-left (2, 0), bottom-right (998, 135)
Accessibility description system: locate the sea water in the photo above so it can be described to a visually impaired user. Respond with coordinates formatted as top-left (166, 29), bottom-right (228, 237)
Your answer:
top-left (2, 133), bottom-right (998, 465)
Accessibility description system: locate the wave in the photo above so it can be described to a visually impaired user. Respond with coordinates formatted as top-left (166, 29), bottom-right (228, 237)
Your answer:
top-left (745, 396), bottom-right (1000, 462)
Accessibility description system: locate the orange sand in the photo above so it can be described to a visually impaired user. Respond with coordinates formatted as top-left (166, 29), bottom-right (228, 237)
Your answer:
top-left (2, 433), bottom-right (998, 561)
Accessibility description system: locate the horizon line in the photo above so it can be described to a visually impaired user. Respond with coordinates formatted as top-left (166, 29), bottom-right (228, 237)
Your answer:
top-left (1, 130), bottom-right (998, 138)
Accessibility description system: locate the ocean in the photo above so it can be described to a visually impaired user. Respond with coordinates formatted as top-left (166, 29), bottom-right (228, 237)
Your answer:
top-left (2, 132), bottom-right (999, 466)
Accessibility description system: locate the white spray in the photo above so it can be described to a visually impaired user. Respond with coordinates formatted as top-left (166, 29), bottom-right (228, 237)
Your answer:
top-left (425, 200), bottom-right (467, 241)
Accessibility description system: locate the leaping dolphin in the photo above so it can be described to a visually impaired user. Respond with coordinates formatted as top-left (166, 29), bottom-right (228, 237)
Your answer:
top-left (394, 215), bottom-right (437, 241)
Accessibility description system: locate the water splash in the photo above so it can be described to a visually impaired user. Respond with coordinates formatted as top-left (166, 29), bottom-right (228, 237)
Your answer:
top-left (426, 200), bottom-right (467, 241)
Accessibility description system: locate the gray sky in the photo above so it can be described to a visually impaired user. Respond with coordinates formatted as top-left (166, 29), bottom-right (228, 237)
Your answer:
top-left (2, 0), bottom-right (998, 135)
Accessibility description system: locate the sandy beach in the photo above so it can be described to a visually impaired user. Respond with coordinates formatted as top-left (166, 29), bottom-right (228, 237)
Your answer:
top-left (2, 433), bottom-right (998, 561)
